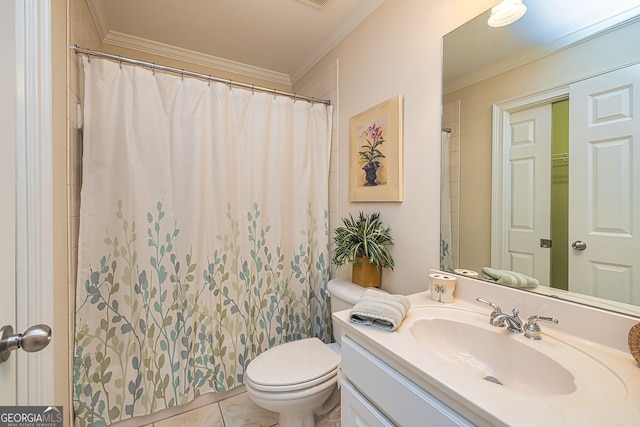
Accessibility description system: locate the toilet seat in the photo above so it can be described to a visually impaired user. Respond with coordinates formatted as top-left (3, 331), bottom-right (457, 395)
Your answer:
top-left (246, 337), bottom-right (340, 392)
top-left (246, 367), bottom-right (338, 393)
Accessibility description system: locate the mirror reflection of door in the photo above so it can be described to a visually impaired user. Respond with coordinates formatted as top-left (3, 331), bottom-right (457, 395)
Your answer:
top-left (568, 64), bottom-right (640, 305)
top-left (498, 63), bottom-right (640, 305)
top-left (506, 104), bottom-right (552, 284)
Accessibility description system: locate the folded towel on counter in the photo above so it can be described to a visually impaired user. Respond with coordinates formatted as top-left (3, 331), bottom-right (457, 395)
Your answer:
top-left (350, 289), bottom-right (411, 332)
top-left (480, 267), bottom-right (539, 288)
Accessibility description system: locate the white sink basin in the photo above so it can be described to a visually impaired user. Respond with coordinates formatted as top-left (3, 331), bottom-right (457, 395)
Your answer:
top-left (402, 306), bottom-right (627, 403)
top-left (410, 317), bottom-right (575, 395)
top-left (335, 291), bottom-right (640, 426)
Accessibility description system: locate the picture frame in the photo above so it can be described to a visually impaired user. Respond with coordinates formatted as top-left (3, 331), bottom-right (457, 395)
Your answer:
top-left (349, 95), bottom-right (403, 202)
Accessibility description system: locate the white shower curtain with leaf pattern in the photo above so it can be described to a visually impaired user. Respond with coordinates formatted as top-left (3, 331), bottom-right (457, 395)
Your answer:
top-left (73, 57), bottom-right (333, 426)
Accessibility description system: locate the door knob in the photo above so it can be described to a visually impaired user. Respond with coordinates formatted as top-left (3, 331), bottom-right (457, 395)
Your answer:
top-left (571, 241), bottom-right (587, 250)
top-left (0, 324), bottom-right (51, 363)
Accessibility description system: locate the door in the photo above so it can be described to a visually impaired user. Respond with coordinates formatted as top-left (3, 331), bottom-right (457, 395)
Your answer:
top-left (0, 0), bottom-right (18, 404)
top-left (506, 104), bottom-right (552, 283)
top-left (569, 64), bottom-right (640, 305)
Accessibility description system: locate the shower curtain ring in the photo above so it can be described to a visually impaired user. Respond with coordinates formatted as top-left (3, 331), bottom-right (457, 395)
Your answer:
top-left (118, 57), bottom-right (122, 69)
top-left (208, 75), bottom-right (212, 87)
top-left (229, 79), bottom-right (232, 90)
top-left (251, 84), bottom-right (255, 95)
top-left (293, 94), bottom-right (297, 103)
top-left (273, 89), bottom-right (277, 99)
top-left (152, 63), bottom-right (156, 76)
top-left (181, 70), bottom-right (184, 81)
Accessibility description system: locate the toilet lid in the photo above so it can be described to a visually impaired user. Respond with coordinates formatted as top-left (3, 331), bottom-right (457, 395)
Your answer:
top-left (246, 337), bottom-right (339, 390)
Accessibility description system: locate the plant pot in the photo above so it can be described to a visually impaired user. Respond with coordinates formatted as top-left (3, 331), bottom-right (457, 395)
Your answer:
top-left (351, 256), bottom-right (381, 287)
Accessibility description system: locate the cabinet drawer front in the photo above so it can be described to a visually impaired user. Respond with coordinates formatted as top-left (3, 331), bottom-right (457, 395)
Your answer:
top-left (341, 336), bottom-right (473, 427)
top-left (342, 379), bottom-right (395, 427)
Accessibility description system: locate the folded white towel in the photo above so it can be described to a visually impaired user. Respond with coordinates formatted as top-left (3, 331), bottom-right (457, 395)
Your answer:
top-left (481, 267), bottom-right (539, 288)
top-left (349, 289), bottom-right (411, 331)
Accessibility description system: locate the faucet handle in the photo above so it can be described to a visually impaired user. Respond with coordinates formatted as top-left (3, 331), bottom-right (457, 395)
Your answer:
top-left (476, 297), bottom-right (501, 312)
top-left (475, 297), bottom-right (504, 327)
top-left (524, 315), bottom-right (559, 340)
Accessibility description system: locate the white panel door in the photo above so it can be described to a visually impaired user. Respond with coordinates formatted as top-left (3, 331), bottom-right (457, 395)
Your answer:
top-left (569, 64), bottom-right (640, 305)
top-left (507, 105), bottom-right (552, 283)
top-left (0, 0), bottom-right (17, 404)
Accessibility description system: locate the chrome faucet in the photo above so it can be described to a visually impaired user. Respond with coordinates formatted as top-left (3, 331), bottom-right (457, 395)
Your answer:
top-left (476, 297), bottom-right (558, 338)
top-left (492, 308), bottom-right (523, 334)
top-left (476, 298), bottom-right (523, 333)
top-left (475, 297), bottom-right (504, 327)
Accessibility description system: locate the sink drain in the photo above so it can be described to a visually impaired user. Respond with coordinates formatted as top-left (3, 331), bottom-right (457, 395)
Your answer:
top-left (483, 375), bottom-right (503, 385)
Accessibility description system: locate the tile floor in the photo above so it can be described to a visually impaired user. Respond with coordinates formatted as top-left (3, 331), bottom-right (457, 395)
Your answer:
top-left (128, 389), bottom-right (341, 427)
top-left (109, 387), bottom-right (276, 427)
top-left (149, 391), bottom-right (279, 427)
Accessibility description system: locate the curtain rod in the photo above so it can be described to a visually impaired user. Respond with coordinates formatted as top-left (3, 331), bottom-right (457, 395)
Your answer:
top-left (69, 45), bottom-right (331, 106)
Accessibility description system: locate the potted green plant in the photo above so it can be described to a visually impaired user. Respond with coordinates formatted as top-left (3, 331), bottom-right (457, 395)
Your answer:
top-left (358, 123), bottom-right (386, 186)
top-left (332, 211), bottom-right (394, 287)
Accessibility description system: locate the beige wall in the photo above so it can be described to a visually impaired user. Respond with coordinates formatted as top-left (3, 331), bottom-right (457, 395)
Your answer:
top-left (295, 0), bottom-right (497, 295)
top-left (443, 19), bottom-right (640, 273)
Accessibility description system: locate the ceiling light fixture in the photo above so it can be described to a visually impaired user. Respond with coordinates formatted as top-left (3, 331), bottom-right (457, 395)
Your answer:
top-left (296, 0), bottom-right (329, 10)
top-left (487, 0), bottom-right (527, 28)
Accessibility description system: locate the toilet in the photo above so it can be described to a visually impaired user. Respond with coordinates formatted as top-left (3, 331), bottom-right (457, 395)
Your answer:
top-left (245, 279), bottom-right (366, 427)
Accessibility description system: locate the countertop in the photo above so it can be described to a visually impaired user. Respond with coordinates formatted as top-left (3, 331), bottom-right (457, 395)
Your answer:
top-left (334, 290), bottom-right (640, 427)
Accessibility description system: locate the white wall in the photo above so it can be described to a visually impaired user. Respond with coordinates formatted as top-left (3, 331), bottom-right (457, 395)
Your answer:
top-left (295, 0), bottom-right (497, 295)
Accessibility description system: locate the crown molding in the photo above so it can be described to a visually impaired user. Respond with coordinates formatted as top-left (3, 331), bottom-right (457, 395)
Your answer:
top-left (86, 0), bottom-right (291, 87)
top-left (102, 31), bottom-right (292, 87)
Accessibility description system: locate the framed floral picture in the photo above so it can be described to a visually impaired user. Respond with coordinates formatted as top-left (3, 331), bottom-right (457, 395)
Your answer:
top-left (349, 95), bottom-right (403, 202)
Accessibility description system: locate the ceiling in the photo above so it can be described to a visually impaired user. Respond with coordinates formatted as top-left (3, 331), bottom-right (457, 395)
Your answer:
top-left (444, 0), bottom-right (640, 92)
top-left (86, 0), bottom-right (384, 86)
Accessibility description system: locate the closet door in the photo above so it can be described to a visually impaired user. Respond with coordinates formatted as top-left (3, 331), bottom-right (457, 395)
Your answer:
top-left (506, 104), bottom-right (552, 283)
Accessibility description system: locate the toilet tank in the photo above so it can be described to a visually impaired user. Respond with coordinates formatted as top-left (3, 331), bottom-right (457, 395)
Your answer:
top-left (327, 279), bottom-right (367, 344)
top-left (328, 279), bottom-right (366, 313)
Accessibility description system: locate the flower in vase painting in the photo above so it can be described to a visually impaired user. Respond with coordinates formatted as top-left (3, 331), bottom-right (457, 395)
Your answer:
top-left (358, 123), bottom-right (386, 186)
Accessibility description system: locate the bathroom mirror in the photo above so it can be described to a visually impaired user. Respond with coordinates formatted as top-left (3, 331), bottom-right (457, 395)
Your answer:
top-left (442, 0), bottom-right (640, 317)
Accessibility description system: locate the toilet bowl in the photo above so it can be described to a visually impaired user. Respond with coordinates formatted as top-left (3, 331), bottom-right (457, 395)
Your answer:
top-left (244, 279), bottom-right (366, 427)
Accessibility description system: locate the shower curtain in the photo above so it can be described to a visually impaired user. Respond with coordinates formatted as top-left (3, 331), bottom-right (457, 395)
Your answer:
top-left (73, 57), bottom-right (333, 426)
top-left (440, 130), bottom-right (453, 271)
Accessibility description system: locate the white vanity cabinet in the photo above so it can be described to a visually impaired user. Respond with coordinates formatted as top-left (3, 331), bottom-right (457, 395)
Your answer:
top-left (340, 336), bottom-right (474, 427)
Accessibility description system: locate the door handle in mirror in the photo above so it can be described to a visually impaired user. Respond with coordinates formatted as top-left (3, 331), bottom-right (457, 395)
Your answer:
top-left (0, 324), bottom-right (51, 363)
top-left (571, 241), bottom-right (587, 251)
